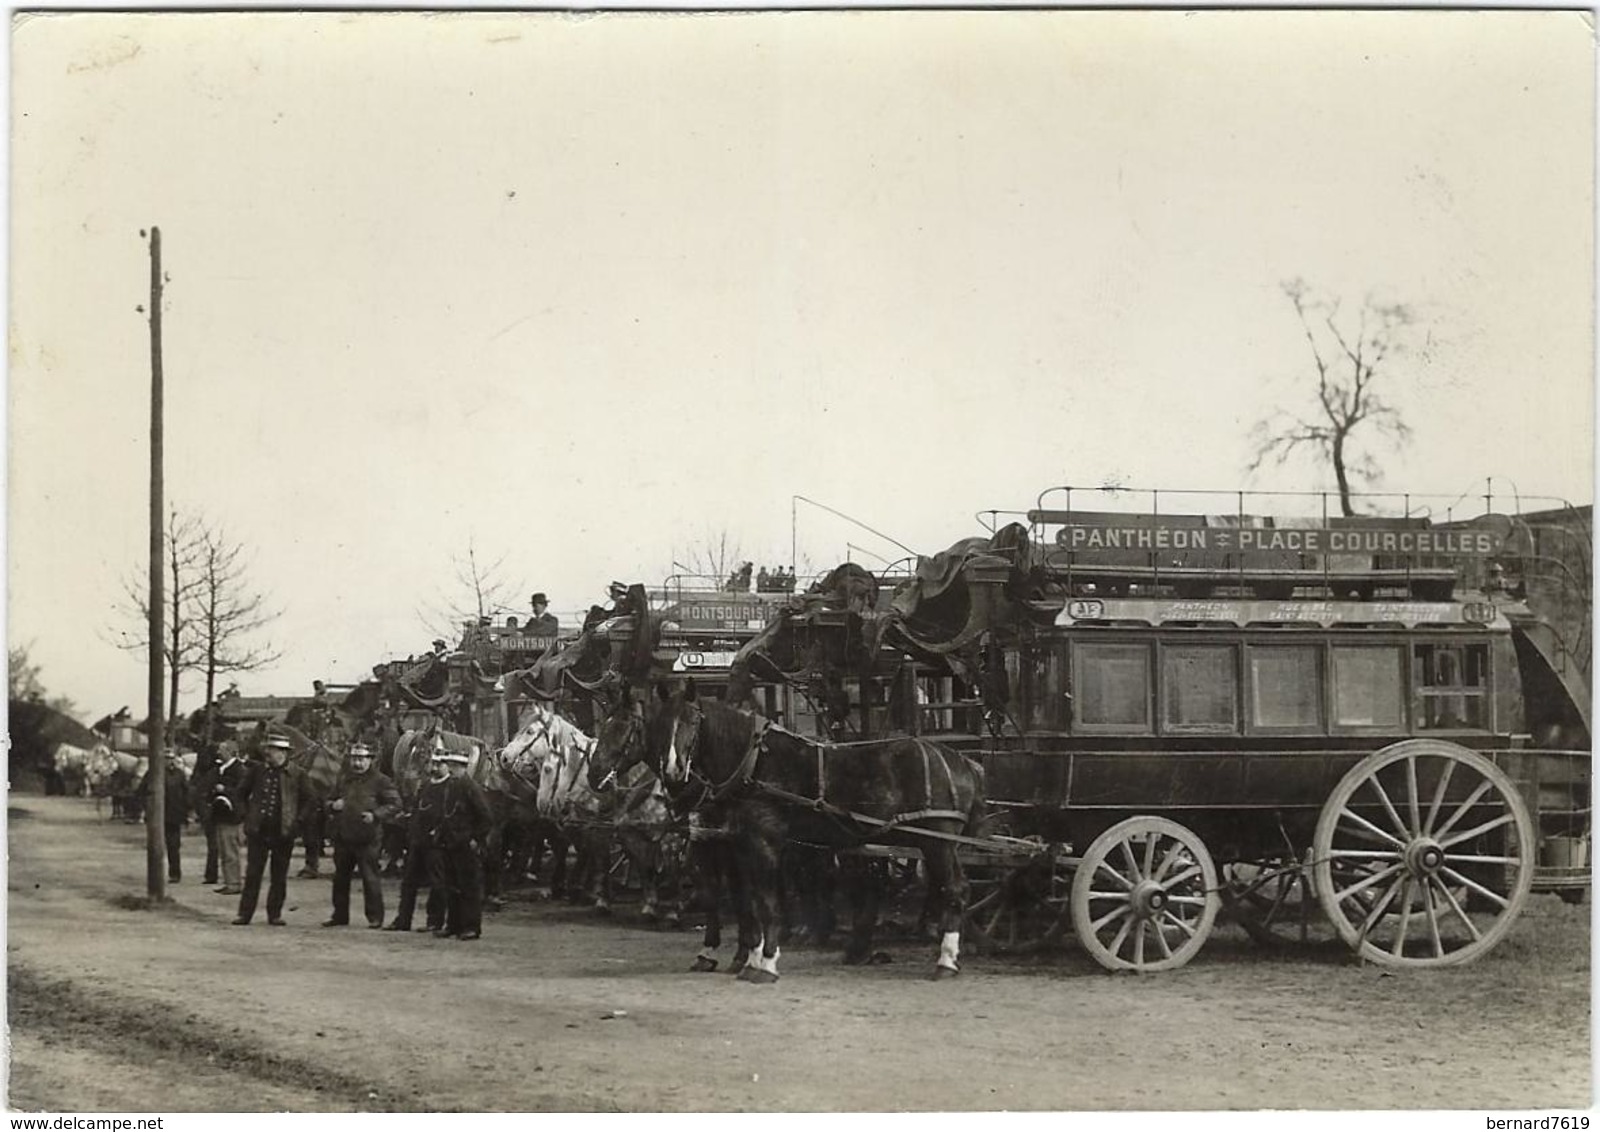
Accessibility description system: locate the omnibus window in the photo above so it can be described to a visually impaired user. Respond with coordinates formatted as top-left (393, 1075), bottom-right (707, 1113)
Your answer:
top-left (1162, 645), bottom-right (1239, 732)
top-left (1332, 646), bottom-right (1405, 728)
top-left (1414, 643), bottom-right (1490, 730)
top-left (1249, 645), bottom-right (1323, 730)
top-left (1074, 643), bottom-right (1151, 730)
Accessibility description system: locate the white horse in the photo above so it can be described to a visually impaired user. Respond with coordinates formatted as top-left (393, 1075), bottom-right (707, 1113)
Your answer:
top-left (51, 742), bottom-right (94, 797)
top-left (515, 701), bottom-right (683, 922)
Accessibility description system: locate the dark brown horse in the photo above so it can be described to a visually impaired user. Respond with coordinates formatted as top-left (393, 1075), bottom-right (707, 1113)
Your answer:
top-left (591, 680), bottom-right (986, 982)
top-left (590, 686), bottom-right (755, 971)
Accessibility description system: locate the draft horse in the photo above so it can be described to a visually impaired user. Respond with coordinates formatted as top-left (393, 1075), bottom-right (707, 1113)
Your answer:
top-left (591, 680), bottom-right (986, 982)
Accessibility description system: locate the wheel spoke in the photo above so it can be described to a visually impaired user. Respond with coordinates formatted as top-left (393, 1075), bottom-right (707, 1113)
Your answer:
top-left (1163, 864), bottom-right (1203, 889)
top-left (1107, 916), bottom-right (1133, 957)
top-left (1439, 865), bottom-right (1512, 910)
top-left (1151, 920), bottom-right (1174, 959)
top-left (1356, 876), bottom-right (1405, 939)
top-left (1088, 889), bottom-right (1133, 900)
top-left (1326, 848), bottom-right (1404, 860)
top-left (1390, 878), bottom-right (1414, 957)
top-left (1365, 772), bottom-right (1413, 839)
top-left (1119, 839), bottom-right (1142, 882)
top-left (1405, 756), bottom-right (1422, 837)
top-left (1094, 859), bottom-right (1134, 890)
top-left (1433, 779), bottom-right (1494, 840)
top-left (1337, 806), bottom-right (1407, 849)
top-left (1333, 861), bottom-right (1403, 905)
top-left (1431, 878), bottom-right (1482, 941)
top-left (1090, 903), bottom-right (1132, 934)
top-left (981, 901), bottom-right (1007, 936)
top-left (1152, 843), bottom-right (1183, 882)
top-left (1160, 908), bottom-right (1197, 938)
top-left (1438, 811), bottom-right (1515, 851)
top-left (1445, 853), bottom-right (1522, 866)
top-left (1422, 874), bottom-right (1445, 957)
top-left (1142, 832), bottom-right (1157, 878)
top-left (1423, 756), bottom-right (1456, 837)
top-left (1133, 920), bottom-right (1147, 967)
top-left (1165, 894), bottom-right (1209, 906)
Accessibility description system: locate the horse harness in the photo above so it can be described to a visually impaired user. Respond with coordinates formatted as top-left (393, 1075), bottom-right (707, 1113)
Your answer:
top-left (671, 711), bottom-right (976, 846)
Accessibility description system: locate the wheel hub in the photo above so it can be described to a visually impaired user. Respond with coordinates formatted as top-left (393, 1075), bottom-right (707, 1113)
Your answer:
top-left (1130, 880), bottom-right (1167, 919)
top-left (1405, 837), bottom-right (1446, 878)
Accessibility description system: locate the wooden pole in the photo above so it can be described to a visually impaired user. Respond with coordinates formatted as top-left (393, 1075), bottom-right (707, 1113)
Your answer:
top-left (146, 227), bottom-right (167, 901)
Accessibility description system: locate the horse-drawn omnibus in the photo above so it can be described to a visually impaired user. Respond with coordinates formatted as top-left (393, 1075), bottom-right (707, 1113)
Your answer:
top-left (727, 486), bottom-right (1591, 972)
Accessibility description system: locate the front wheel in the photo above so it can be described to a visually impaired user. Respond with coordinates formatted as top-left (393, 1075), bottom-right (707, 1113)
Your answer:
top-left (1312, 740), bottom-right (1535, 968)
top-left (1070, 816), bottom-right (1219, 972)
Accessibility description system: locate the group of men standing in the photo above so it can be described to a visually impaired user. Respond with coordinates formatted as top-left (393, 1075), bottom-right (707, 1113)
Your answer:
top-left (187, 731), bottom-right (494, 939)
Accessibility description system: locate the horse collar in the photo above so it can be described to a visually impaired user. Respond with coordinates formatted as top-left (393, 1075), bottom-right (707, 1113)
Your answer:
top-left (708, 717), bottom-right (769, 803)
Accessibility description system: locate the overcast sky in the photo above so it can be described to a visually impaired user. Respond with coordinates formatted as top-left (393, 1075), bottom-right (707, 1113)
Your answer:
top-left (9, 10), bottom-right (1594, 722)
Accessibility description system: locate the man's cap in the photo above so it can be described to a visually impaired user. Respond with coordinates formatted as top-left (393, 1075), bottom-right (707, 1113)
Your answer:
top-left (608, 580), bottom-right (628, 597)
top-left (349, 742), bottom-right (372, 758)
top-left (531, 592), bottom-right (548, 606)
top-left (263, 734), bottom-right (294, 752)
top-left (440, 751), bottom-right (471, 765)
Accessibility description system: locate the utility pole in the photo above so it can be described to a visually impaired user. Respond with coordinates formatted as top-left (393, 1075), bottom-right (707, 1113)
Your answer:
top-left (145, 227), bottom-right (167, 901)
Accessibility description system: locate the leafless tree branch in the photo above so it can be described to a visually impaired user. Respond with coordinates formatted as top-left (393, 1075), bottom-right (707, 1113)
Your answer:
top-left (1248, 281), bottom-right (1419, 516)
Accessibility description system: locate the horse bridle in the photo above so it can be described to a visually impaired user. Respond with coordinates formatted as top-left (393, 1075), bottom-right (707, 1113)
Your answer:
top-left (593, 706), bottom-right (644, 793)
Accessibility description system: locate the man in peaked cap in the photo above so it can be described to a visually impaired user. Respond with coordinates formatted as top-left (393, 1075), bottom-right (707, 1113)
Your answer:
top-left (322, 741), bottom-right (401, 929)
top-left (233, 733), bottom-right (309, 926)
top-left (432, 745), bottom-right (493, 940)
top-left (383, 740), bottom-right (450, 933)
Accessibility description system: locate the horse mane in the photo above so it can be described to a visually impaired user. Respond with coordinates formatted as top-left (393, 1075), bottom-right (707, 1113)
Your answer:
top-left (699, 698), bottom-right (761, 762)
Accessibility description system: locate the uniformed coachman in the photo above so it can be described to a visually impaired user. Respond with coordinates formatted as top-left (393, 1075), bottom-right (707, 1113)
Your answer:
top-left (322, 741), bottom-right (401, 930)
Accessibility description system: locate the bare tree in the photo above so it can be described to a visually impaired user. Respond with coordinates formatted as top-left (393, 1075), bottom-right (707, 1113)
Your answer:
top-left (192, 521), bottom-right (282, 726)
top-left (677, 526), bottom-right (745, 589)
top-left (1248, 279), bottom-right (1417, 516)
top-left (111, 507), bottom-right (205, 721)
top-left (417, 538), bottom-right (526, 643)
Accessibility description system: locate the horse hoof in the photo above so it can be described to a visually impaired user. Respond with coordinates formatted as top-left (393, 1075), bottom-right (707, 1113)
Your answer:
top-left (690, 956), bottom-right (719, 973)
top-left (930, 964), bottom-right (960, 981)
top-left (592, 904), bottom-right (612, 917)
top-left (871, 951), bottom-right (894, 965)
top-left (842, 951), bottom-right (869, 966)
top-left (739, 967), bottom-right (779, 985)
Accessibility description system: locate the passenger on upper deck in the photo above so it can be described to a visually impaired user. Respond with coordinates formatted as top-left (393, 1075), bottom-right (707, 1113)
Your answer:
top-left (526, 593), bottom-right (559, 636)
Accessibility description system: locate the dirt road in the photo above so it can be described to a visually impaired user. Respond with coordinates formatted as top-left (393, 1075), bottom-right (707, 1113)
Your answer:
top-left (6, 796), bottom-right (1591, 1112)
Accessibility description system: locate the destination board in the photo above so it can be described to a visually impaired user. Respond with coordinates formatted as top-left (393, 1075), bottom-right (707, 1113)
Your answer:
top-left (1053, 523), bottom-right (1502, 555)
top-left (664, 596), bottom-right (785, 631)
top-left (1026, 511), bottom-right (1508, 556)
top-left (1056, 598), bottom-right (1504, 629)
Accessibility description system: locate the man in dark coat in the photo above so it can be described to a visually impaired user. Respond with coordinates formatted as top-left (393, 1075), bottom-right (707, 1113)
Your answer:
top-left (322, 742), bottom-right (401, 929)
top-left (232, 734), bottom-right (308, 926)
top-left (210, 742), bottom-right (248, 895)
top-left (526, 593), bottom-right (559, 637)
top-left (383, 752), bottom-right (449, 933)
top-left (191, 743), bottom-right (222, 885)
top-left (434, 747), bottom-right (494, 940)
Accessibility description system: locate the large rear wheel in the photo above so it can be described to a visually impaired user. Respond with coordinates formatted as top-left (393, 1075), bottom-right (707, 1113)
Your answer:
top-left (1312, 740), bottom-right (1535, 967)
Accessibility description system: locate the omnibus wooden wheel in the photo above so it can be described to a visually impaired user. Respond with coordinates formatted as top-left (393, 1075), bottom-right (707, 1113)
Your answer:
top-left (1071, 817), bottom-right (1219, 972)
top-left (963, 850), bottom-right (1071, 954)
top-left (1312, 739), bottom-right (1535, 967)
